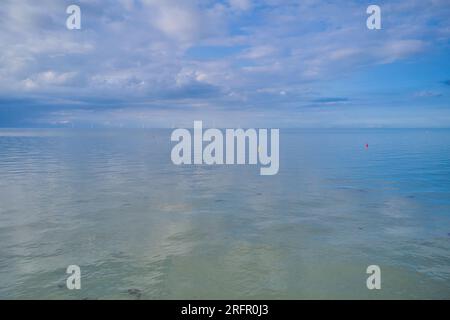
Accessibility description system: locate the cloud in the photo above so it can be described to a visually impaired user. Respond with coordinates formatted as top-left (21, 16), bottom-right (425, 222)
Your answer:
top-left (229, 0), bottom-right (252, 12)
top-left (0, 0), bottom-right (449, 127)
top-left (379, 40), bottom-right (426, 63)
top-left (22, 71), bottom-right (78, 89)
top-left (414, 91), bottom-right (443, 98)
top-left (146, 1), bottom-right (203, 42)
top-left (240, 45), bottom-right (277, 59)
top-left (312, 97), bottom-right (349, 103)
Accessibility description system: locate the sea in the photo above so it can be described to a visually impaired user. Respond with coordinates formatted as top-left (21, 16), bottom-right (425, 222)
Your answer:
top-left (0, 128), bottom-right (449, 299)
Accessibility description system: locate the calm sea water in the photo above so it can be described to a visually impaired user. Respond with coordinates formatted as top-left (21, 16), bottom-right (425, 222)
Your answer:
top-left (0, 128), bottom-right (449, 299)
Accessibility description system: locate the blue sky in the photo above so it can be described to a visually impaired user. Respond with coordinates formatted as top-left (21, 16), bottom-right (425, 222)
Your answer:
top-left (0, 0), bottom-right (449, 128)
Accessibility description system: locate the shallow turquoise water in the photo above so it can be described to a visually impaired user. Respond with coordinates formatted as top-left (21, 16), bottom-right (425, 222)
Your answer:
top-left (0, 128), bottom-right (449, 299)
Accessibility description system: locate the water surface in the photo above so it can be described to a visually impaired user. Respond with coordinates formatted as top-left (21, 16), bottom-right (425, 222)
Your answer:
top-left (0, 128), bottom-right (449, 299)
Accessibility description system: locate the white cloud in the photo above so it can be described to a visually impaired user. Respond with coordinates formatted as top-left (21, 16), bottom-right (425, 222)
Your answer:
top-left (148, 1), bottom-right (202, 42)
top-left (0, 0), bottom-right (449, 127)
top-left (241, 45), bottom-right (277, 59)
top-left (22, 71), bottom-right (78, 90)
top-left (379, 40), bottom-right (426, 63)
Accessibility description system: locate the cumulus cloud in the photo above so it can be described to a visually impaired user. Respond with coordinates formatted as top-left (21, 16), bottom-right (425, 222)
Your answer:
top-left (0, 0), bottom-right (449, 127)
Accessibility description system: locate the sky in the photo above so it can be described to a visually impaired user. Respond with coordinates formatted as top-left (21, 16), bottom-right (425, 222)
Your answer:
top-left (0, 0), bottom-right (449, 128)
